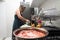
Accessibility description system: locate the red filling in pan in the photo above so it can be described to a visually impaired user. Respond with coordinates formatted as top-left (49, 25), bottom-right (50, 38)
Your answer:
top-left (17, 29), bottom-right (46, 38)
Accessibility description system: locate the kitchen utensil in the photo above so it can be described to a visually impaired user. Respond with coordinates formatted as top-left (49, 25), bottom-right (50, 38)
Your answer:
top-left (13, 27), bottom-right (49, 40)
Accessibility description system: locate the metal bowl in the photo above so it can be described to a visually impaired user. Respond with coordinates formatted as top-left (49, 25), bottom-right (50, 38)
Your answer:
top-left (13, 27), bottom-right (49, 40)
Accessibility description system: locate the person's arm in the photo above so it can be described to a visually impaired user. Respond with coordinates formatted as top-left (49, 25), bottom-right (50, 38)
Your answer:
top-left (15, 10), bottom-right (29, 22)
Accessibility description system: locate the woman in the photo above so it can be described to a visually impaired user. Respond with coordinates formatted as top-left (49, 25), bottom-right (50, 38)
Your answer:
top-left (12, 5), bottom-right (30, 40)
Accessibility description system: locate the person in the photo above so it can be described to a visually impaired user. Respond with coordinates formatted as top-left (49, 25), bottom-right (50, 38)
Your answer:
top-left (12, 5), bottom-right (30, 40)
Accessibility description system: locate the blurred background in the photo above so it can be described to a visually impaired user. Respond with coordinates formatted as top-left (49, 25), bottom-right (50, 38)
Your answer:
top-left (0, 0), bottom-right (60, 40)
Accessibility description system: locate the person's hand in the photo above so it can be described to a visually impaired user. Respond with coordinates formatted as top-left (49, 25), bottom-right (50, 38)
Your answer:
top-left (26, 19), bottom-right (30, 24)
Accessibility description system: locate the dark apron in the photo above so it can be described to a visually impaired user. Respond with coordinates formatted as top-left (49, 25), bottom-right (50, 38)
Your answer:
top-left (12, 15), bottom-right (25, 40)
top-left (13, 15), bottom-right (24, 31)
